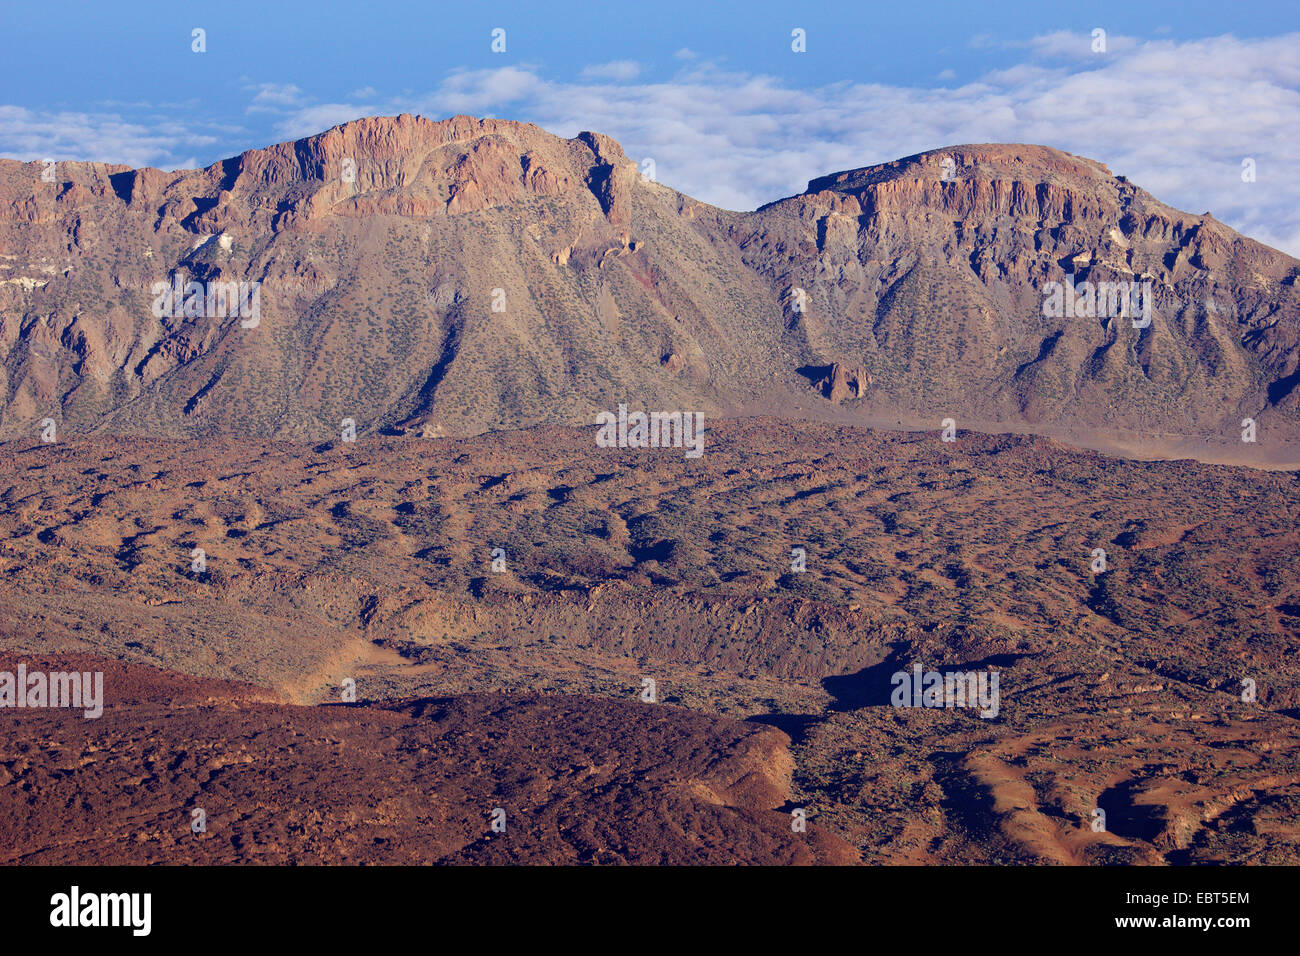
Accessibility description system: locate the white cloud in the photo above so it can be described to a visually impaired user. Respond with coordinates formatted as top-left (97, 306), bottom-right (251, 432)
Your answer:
top-left (1028, 30), bottom-right (1139, 60)
top-left (246, 83), bottom-right (304, 112)
top-left (579, 60), bottom-right (641, 81)
top-left (427, 66), bottom-right (543, 115)
top-left (271, 104), bottom-right (380, 141)
top-left (0, 105), bottom-right (220, 170)
top-left (364, 31), bottom-right (1296, 256)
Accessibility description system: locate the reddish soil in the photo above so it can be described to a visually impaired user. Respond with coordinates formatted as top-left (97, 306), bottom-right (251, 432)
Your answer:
top-left (0, 654), bottom-right (853, 865)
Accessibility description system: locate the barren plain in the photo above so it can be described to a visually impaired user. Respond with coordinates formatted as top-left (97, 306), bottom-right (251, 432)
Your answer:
top-left (2, 418), bottom-right (1297, 863)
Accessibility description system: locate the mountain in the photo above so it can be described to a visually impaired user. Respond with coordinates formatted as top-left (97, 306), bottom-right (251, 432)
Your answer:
top-left (1, 114), bottom-right (1297, 451)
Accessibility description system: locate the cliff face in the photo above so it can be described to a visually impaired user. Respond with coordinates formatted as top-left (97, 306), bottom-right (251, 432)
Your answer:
top-left (0, 118), bottom-right (1297, 447)
top-left (737, 144), bottom-right (1300, 436)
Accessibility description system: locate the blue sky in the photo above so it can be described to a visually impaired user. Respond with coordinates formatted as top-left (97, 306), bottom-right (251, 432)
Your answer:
top-left (3, 1), bottom-right (1300, 252)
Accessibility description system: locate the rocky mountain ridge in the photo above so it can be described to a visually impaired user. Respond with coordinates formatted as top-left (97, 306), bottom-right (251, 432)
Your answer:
top-left (1, 114), bottom-right (1296, 452)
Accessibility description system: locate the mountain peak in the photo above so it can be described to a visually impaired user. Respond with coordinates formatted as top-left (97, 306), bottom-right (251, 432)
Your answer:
top-left (0, 116), bottom-right (1297, 457)
top-left (805, 143), bottom-right (1114, 197)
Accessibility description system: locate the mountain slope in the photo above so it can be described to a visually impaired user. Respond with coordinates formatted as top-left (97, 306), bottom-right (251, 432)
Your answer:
top-left (736, 144), bottom-right (1300, 438)
top-left (0, 115), bottom-right (1297, 450)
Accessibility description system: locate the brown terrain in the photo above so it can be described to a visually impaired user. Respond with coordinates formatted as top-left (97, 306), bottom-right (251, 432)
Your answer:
top-left (1, 114), bottom-right (1298, 865)
top-left (1, 654), bottom-right (852, 864)
top-left (1, 419), bottom-right (1297, 864)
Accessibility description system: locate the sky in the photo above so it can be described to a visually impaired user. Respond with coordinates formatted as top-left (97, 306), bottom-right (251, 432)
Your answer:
top-left (3, 0), bottom-right (1299, 254)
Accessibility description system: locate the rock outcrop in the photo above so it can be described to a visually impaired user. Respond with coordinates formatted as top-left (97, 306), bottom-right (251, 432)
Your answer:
top-left (818, 362), bottom-right (871, 403)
